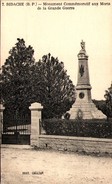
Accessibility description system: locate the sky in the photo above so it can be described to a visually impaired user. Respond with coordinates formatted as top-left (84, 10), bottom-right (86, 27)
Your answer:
top-left (1, 0), bottom-right (112, 100)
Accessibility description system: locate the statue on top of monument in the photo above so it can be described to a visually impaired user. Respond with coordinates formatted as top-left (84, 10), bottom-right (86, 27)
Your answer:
top-left (78, 40), bottom-right (88, 59)
top-left (81, 40), bottom-right (85, 50)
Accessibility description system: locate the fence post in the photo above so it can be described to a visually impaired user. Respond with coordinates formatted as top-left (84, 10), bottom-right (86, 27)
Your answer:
top-left (0, 104), bottom-right (5, 144)
top-left (29, 102), bottom-right (43, 147)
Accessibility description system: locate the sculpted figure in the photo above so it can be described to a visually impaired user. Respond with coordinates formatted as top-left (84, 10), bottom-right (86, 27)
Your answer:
top-left (81, 40), bottom-right (85, 50)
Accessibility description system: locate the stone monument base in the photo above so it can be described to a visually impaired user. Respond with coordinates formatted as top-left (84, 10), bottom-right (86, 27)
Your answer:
top-left (69, 101), bottom-right (106, 119)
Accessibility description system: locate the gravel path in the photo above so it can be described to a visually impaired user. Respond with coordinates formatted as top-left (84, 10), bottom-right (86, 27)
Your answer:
top-left (1, 145), bottom-right (112, 184)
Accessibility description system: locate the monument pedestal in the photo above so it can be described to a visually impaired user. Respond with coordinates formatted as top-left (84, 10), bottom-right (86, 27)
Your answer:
top-left (69, 101), bottom-right (106, 119)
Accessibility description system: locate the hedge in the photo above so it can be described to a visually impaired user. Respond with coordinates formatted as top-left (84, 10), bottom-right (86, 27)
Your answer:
top-left (41, 119), bottom-right (112, 138)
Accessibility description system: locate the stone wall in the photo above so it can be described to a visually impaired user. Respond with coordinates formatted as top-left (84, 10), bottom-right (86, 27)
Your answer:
top-left (39, 135), bottom-right (112, 154)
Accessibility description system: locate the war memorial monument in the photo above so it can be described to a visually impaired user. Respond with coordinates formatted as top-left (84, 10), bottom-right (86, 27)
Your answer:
top-left (69, 41), bottom-right (106, 119)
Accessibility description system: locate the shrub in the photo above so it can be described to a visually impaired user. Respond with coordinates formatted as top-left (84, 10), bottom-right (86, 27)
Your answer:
top-left (41, 119), bottom-right (112, 138)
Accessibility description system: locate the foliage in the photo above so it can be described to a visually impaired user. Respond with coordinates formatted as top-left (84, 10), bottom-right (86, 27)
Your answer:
top-left (33, 53), bottom-right (75, 118)
top-left (0, 38), bottom-right (35, 110)
top-left (93, 99), bottom-right (107, 115)
top-left (93, 83), bottom-right (112, 118)
top-left (1, 39), bottom-right (75, 119)
top-left (42, 119), bottom-right (112, 138)
top-left (104, 84), bottom-right (112, 118)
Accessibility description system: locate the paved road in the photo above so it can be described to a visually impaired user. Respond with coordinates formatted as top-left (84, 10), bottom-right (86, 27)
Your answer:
top-left (1, 145), bottom-right (112, 184)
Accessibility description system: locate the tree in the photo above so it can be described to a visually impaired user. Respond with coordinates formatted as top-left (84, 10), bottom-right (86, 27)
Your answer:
top-left (104, 83), bottom-right (112, 118)
top-left (0, 38), bottom-right (35, 110)
top-left (93, 99), bottom-right (107, 115)
top-left (34, 53), bottom-right (76, 119)
top-left (93, 83), bottom-right (112, 119)
top-left (1, 39), bottom-right (76, 119)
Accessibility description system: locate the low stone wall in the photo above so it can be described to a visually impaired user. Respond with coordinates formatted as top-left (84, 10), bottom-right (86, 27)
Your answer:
top-left (39, 135), bottom-right (112, 154)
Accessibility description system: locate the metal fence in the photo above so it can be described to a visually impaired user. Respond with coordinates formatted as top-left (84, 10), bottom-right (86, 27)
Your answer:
top-left (2, 108), bottom-right (31, 135)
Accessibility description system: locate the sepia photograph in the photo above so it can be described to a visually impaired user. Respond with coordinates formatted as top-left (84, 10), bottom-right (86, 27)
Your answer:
top-left (1, 0), bottom-right (112, 183)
